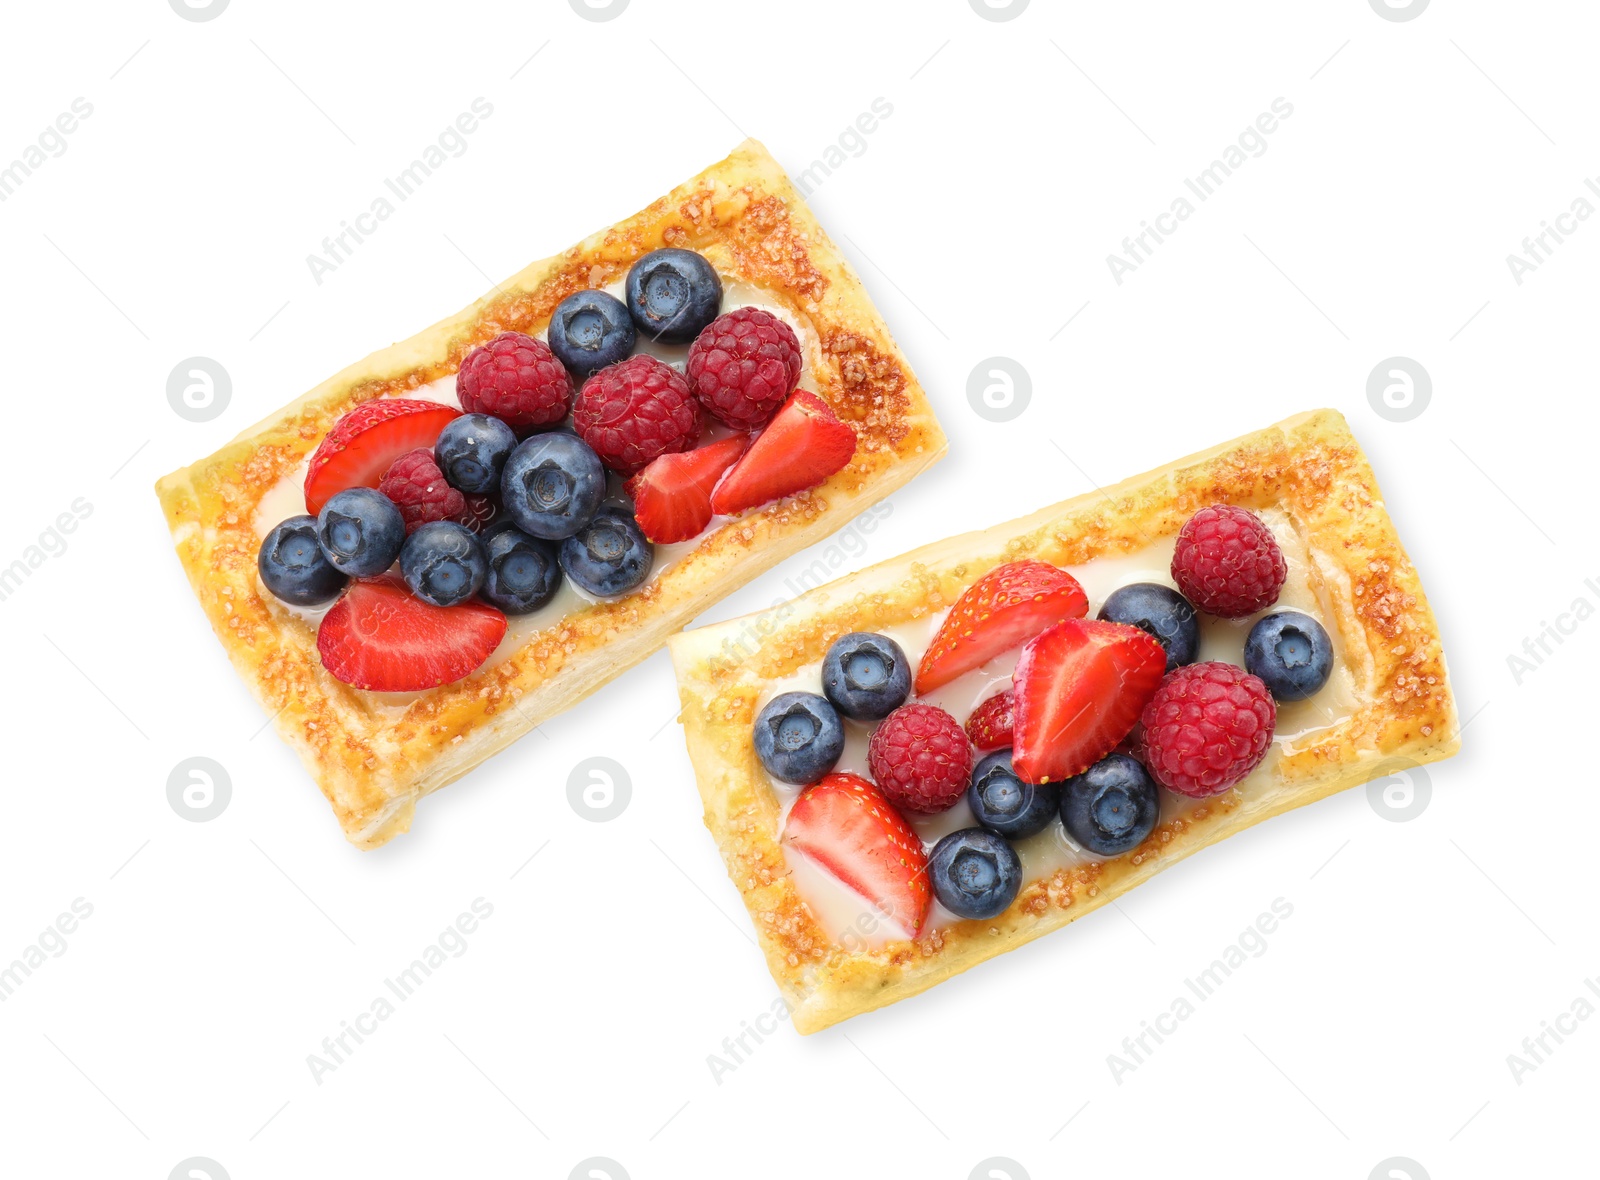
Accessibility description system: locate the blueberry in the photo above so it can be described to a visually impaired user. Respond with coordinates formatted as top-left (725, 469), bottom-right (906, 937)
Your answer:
top-left (400, 521), bottom-right (487, 607)
top-left (928, 828), bottom-right (1022, 920)
top-left (480, 526), bottom-right (562, 614)
top-left (820, 632), bottom-right (912, 721)
top-left (1060, 754), bottom-right (1160, 857)
top-left (547, 289), bottom-right (637, 378)
top-left (967, 749), bottom-right (1059, 840)
top-left (1244, 610), bottom-right (1333, 701)
top-left (624, 248), bottom-right (722, 343)
top-left (752, 691), bottom-right (844, 785)
top-left (434, 413), bottom-right (517, 495)
top-left (315, 487), bottom-right (405, 578)
top-left (559, 511), bottom-right (653, 597)
top-left (1098, 582), bottom-right (1200, 672)
top-left (500, 433), bottom-right (605, 540)
top-left (258, 515), bottom-right (347, 606)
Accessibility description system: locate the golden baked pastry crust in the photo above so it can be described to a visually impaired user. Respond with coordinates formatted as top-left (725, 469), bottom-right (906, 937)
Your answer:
top-left (668, 409), bottom-right (1458, 1034)
top-left (154, 139), bottom-right (945, 849)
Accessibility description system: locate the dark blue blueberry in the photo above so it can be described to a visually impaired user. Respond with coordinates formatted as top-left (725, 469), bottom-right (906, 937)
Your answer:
top-left (1244, 610), bottom-right (1333, 701)
top-left (258, 515), bottom-right (347, 606)
top-left (480, 526), bottom-right (562, 614)
top-left (500, 433), bottom-right (605, 540)
top-left (399, 521), bottom-right (487, 607)
top-left (558, 511), bottom-right (653, 598)
top-left (1098, 582), bottom-right (1200, 672)
top-left (967, 749), bottom-right (1059, 840)
top-left (1060, 754), bottom-right (1160, 857)
top-left (624, 248), bottom-right (722, 343)
top-left (547, 289), bottom-right (637, 378)
top-left (820, 632), bottom-right (912, 721)
top-left (928, 828), bottom-right (1022, 920)
top-left (752, 691), bottom-right (844, 785)
top-left (434, 413), bottom-right (518, 495)
top-left (315, 487), bottom-right (405, 578)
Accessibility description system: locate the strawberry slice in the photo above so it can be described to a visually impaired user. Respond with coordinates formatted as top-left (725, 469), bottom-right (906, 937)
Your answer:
top-left (316, 577), bottom-right (506, 692)
top-left (304, 399), bottom-right (461, 517)
top-left (708, 391), bottom-right (856, 515)
top-left (1011, 618), bottom-right (1167, 784)
top-left (625, 434), bottom-right (749, 543)
top-left (784, 773), bottom-right (931, 938)
top-left (914, 561), bottom-right (1089, 695)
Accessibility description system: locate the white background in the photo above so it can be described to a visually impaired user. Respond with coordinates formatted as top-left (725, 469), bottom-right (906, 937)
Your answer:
top-left (2, 1), bottom-right (1594, 1177)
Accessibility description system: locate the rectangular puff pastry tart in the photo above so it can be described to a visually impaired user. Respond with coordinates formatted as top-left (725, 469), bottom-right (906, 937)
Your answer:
top-left (669, 409), bottom-right (1458, 1034)
top-left (155, 139), bottom-right (944, 849)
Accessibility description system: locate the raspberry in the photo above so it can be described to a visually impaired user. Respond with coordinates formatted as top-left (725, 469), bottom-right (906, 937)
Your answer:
top-left (867, 703), bottom-right (973, 815)
top-left (1171, 505), bottom-right (1287, 618)
top-left (964, 689), bottom-right (1015, 751)
top-left (573, 354), bottom-right (701, 475)
top-left (456, 332), bottom-right (572, 435)
top-left (379, 448), bottom-right (466, 534)
top-left (684, 307), bottom-right (802, 431)
top-left (1140, 662), bottom-right (1276, 797)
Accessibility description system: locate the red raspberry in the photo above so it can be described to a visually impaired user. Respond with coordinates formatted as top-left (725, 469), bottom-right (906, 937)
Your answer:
top-left (573, 354), bottom-right (701, 475)
top-left (1171, 505), bottom-right (1286, 618)
top-left (1140, 662), bottom-right (1276, 797)
top-left (456, 332), bottom-right (572, 435)
top-left (684, 307), bottom-right (802, 431)
top-left (867, 703), bottom-right (972, 815)
top-left (378, 448), bottom-right (465, 534)
top-left (964, 689), bottom-right (1015, 751)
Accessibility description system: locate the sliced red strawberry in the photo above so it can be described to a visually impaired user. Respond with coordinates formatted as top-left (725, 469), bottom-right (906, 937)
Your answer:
top-left (1011, 618), bottom-right (1167, 784)
top-left (914, 561), bottom-right (1089, 695)
top-left (304, 399), bottom-right (460, 517)
top-left (965, 688), bottom-right (1016, 751)
top-left (625, 434), bottom-right (749, 544)
top-left (784, 773), bottom-right (931, 938)
top-left (708, 391), bottom-right (856, 515)
top-left (316, 577), bottom-right (506, 692)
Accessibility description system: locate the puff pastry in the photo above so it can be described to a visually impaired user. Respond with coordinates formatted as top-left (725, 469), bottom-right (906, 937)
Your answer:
top-left (155, 139), bottom-right (945, 849)
top-left (669, 409), bottom-right (1458, 1034)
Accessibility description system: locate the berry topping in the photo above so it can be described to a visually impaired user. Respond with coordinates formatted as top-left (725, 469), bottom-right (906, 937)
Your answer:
top-left (316, 576), bottom-right (506, 692)
top-left (480, 526), bottom-right (562, 615)
top-left (1171, 505), bottom-right (1287, 619)
top-left (378, 448), bottom-right (467, 535)
top-left (866, 703), bottom-right (972, 815)
top-left (258, 515), bottom-right (347, 606)
top-left (452, 493), bottom-right (499, 534)
top-left (624, 434), bottom-right (747, 544)
top-left (558, 510), bottom-right (654, 598)
top-left (315, 487), bottom-right (405, 578)
top-left (573, 354), bottom-right (701, 476)
top-left (624, 248), bottom-right (722, 343)
top-left (499, 433), bottom-right (605, 540)
top-left (784, 773), bottom-right (931, 937)
top-left (708, 391), bottom-right (857, 516)
top-left (434, 413), bottom-right (518, 495)
top-left (456, 332), bottom-right (573, 435)
top-left (964, 689), bottom-right (1016, 751)
top-left (914, 561), bottom-right (1089, 695)
top-left (753, 691), bottom-right (845, 785)
top-left (685, 306), bottom-right (803, 431)
top-left (1060, 754), bottom-right (1161, 856)
top-left (1244, 611), bottom-right (1334, 701)
top-left (968, 749), bottom-right (1058, 840)
top-left (1097, 582), bottom-right (1200, 672)
top-left (1011, 618), bottom-right (1167, 784)
top-left (546, 289), bottom-right (637, 379)
top-left (1140, 661), bottom-right (1277, 797)
top-left (821, 632), bottom-right (912, 722)
top-left (399, 521), bottom-right (487, 607)
top-left (303, 399), bottom-right (460, 517)
top-left (927, 828), bottom-right (1021, 921)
